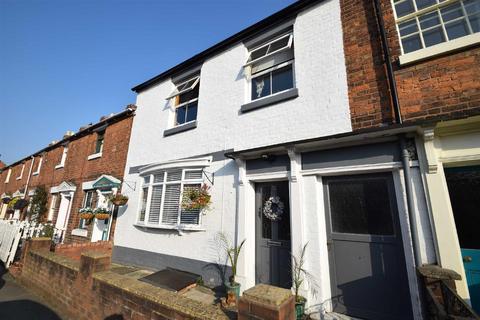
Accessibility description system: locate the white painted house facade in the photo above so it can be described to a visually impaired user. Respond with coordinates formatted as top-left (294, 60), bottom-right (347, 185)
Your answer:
top-left (114, 1), bottom-right (437, 319)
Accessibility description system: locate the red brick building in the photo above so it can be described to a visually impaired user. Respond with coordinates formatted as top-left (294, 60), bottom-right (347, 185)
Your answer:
top-left (0, 105), bottom-right (135, 244)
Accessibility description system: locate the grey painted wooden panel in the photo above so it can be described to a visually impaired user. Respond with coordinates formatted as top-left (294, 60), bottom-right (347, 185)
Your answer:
top-left (246, 155), bottom-right (290, 175)
top-left (301, 142), bottom-right (400, 170)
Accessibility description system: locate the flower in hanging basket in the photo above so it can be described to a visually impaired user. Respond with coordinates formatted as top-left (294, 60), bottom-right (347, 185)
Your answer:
top-left (108, 194), bottom-right (129, 206)
top-left (181, 184), bottom-right (212, 211)
top-left (94, 207), bottom-right (111, 220)
top-left (14, 199), bottom-right (29, 210)
top-left (79, 207), bottom-right (94, 220)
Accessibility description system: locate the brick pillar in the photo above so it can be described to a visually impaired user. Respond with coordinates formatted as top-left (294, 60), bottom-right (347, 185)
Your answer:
top-left (79, 251), bottom-right (111, 279)
top-left (238, 284), bottom-right (295, 320)
top-left (20, 237), bottom-right (52, 263)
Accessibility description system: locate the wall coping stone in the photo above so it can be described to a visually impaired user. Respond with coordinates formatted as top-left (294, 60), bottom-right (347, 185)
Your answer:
top-left (30, 250), bottom-right (80, 271)
top-left (242, 284), bottom-right (293, 307)
top-left (93, 270), bottom-right (229, 320)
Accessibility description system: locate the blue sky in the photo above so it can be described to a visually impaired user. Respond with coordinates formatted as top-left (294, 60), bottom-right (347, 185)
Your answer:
top-left (0, 0), bottom-right (295, 165)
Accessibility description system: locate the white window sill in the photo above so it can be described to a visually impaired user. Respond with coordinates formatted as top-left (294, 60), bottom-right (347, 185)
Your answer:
top-left (16, 177), bottom-right (22, 181)
top-left (87, 152), bottom-right (103, 160)
top-left (54, 164), bottom-right (64, 170)
top-left (134, 222), bottom-right (205, 234)
top-left (399, 33), bottom-right (480, 66)
top-left (32, 172), bottom-right (39, 176)
top-left (71, 228), bottom-right (88, 237)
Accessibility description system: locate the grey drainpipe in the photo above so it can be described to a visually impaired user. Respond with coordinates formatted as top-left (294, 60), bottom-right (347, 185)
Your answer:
top-left (373, 0), bottom-right (422, 266)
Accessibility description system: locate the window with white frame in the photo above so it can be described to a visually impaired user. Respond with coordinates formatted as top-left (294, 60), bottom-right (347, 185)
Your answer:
top-left (47, 194), bottom-right (58, 221)
top-left (166, 76), bottom-right (200, 127)
top-left (16, 163), bottom-right (25, 180)
top-left (394, 0), bottom-right (480, 54)
top-left (56, 146), bottom-right (68, 168)
top-left (138, 169), bottom-right (203, 227)
top-left (245, 32), bottom-right (295, 101)
top-left (5, 169), bottom-right (11, 183)
top-left (95, 131), bottom-right (105, 154)
top-left (32, 157), bottom-right (43, 175)
top-left (79, 190), bottom-right (95, 229)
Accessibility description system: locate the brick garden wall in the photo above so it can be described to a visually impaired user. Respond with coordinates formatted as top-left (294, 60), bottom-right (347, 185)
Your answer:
top-left (340, 0), bottom-right (480, 130)
top-left (16, 239), bottom-right (230, 320)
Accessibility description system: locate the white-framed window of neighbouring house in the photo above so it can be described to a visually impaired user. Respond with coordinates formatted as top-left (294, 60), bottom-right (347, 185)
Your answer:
top-left (245, 31), bottom-right (295, 101)
top-left (79, 190), bottom-right (95, 229)
top-left (166, 75), bottom-right (200, 127)
top-left (393, 0), bottom-right (480, 54)
top-left (47, 194), bottom-right (58, 222)
top-left (16, 163), bottom-right (25, 180)
top-left (55, 145), bottom-right (68, 169)
top-left (137, 169), bottom-right (203, 228)
top-left (32, 157), bottom-right (43, 176)
top-left (5, 168), bottom-right (12, 183)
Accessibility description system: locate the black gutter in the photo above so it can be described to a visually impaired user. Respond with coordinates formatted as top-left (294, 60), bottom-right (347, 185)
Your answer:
top-left (131, 0), bottom-right (323, 93)
top-left (372, 0), bottom-right (402, 124)
top-left (373, 0), bottom-right (422, 267)
top-left (0, 106), bottom-right (136, 171)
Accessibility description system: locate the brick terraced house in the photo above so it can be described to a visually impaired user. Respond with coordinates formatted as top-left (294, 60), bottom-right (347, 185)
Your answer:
top-left (0, 106), bottom-right (135, 244)
top-left (112, 0), bottom-right (480, 319)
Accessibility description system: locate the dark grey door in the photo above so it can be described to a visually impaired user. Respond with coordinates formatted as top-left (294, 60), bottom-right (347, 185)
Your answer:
top-left (324, 173), bottom-right (413, 320)
top-left (255, 181), bottom-right (292, 289)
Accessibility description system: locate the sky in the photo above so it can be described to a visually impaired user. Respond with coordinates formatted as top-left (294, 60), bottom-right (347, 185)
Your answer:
top-left (0, 0), bottom-right (295, 165)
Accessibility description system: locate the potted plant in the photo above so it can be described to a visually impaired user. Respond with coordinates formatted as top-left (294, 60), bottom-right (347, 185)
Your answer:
top-left (79, 207), bottom-right (94, 220)
top-left (182, 184), bottom-right (212, 211)
top-left (217, 232), bottom-right (246, 304)
top-left (94, 207), bottom-right (111, 220)
top-left (292, 243), bottom-right (311, 320)
top-left (108, 193), bottom-right (129, 206)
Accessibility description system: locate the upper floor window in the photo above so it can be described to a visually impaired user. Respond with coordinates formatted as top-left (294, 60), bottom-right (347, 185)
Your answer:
top-left (394, 0), bottom-right (480, 54)
top-left (95, 131), bottom-right (105, 154)
top-left (56, 145), bottom-right (68, 169)
top-left (32, 157), bottom-right (43, 176)
top-left (138, 169), bottom-right (203, 227)
top-left (16, 163), bottom-right (25, 180)
top-left (245, 32), bottom-right (295, 101)
top-left (166, 76), bottom-right (200, 127)
top-left (5, 168), bottom-right (11, 183)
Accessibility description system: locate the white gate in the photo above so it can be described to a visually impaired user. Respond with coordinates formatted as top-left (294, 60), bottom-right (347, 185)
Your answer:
top-left (0, 220), bottom-right (48, 268)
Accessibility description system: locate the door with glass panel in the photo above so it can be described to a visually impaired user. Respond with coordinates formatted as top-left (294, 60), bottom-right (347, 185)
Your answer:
top-left (323, 173), bottom-right (413, 320)
top-left (255, 181), bottom-right (292, 289)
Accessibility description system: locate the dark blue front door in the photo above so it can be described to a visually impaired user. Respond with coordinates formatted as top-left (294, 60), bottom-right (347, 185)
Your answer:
top-left (445, 166), bottom-right (480, 314)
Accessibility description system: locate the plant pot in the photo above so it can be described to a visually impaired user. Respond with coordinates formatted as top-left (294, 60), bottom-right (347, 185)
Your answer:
top-left (112, 198), bottom-right (128, 206)
top-left (295, 299), bottom-right (306, 320)
top-left (95, 213), bottom-right (110, 220)
top-left (80, 213), bottom-right (94, 220)
top-left (224, 281), bottom-right (241, 300)
top-left (2, 197), bottom-right (11, 204)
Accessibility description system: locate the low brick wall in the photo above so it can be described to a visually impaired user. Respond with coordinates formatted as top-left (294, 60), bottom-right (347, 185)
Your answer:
top-left (54, 240), bottom-right (113, 261)
top-left (16, 238), bottom-right (229, 320)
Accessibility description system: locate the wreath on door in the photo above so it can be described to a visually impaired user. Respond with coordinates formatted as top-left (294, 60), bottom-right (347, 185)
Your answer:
top-left (263, 196), bottom-right (285, 221)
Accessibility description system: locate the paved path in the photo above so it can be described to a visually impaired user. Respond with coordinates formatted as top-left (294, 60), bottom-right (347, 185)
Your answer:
top-left (0, 263), bottom-right (63, 320)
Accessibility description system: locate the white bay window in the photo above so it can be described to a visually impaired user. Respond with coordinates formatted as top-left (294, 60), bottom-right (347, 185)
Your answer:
top-left (138, 169), bottom-right (203, 228)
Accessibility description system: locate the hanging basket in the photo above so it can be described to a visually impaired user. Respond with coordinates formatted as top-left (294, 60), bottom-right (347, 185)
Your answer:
top-left (95, 213), bottom-right (110, 220)
top-left (14, 199), bottom-right (29, 210)
top-left (2, 197), bottom-right (11, 204)
top-left (80, 213), bottom-right (95, 220)
top-left (109, 194), bottom-right (129, 206)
